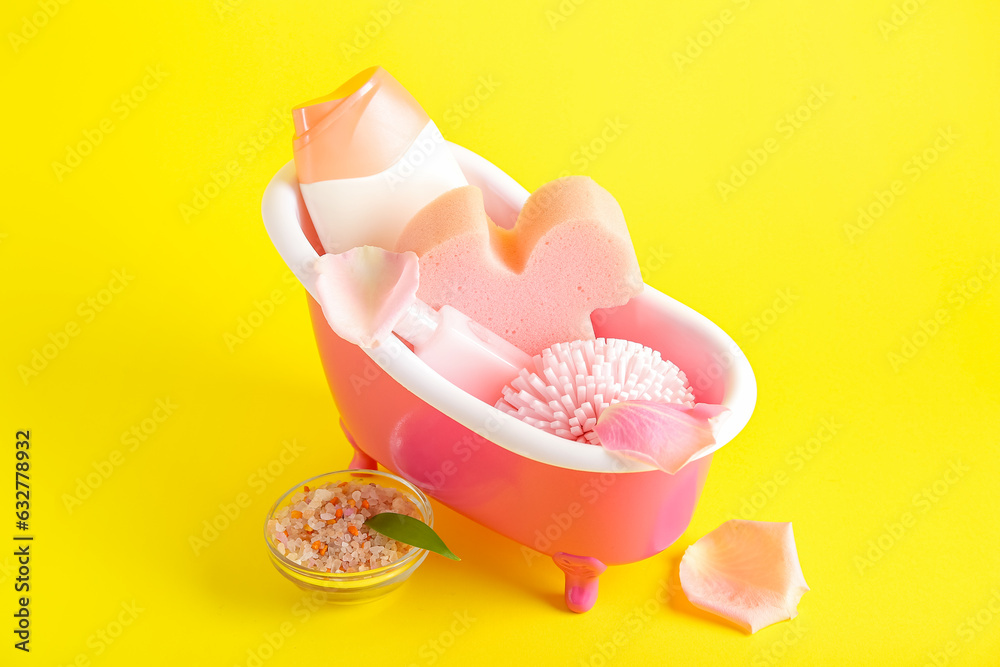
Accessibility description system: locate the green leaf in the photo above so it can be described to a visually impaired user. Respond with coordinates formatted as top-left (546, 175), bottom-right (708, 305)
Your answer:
top-left (366, 512), bottom-right (460, 561)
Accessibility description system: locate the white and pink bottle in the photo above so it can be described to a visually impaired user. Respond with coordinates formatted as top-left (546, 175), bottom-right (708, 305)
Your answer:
top-left (292, 67), bottom-right (467, 254)
top-left (393, 300), bottom-right (531, 402)
top-left (296, 69), bottom-right (529, 402)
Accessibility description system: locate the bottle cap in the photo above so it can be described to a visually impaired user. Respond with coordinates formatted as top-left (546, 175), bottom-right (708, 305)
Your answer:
top-left (292, 67), bottom-right (430, 184)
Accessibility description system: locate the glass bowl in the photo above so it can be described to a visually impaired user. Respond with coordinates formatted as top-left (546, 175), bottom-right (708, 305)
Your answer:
top-left (264, 469), bottom-right (433, 604)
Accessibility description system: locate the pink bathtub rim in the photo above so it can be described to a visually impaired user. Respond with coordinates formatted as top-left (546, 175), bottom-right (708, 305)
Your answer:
top-left (260, 145), bottom-right (757, 474)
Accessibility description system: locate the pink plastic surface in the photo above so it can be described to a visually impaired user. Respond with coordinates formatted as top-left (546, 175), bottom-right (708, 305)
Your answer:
top-left (308, 294), bottom-right (714, 566)
top-left (279, 152), bottom-right (749, 611)
top-left (554, 553), bottom-right (608, 613)
top-left (298, 194), bottom-right (718, 566)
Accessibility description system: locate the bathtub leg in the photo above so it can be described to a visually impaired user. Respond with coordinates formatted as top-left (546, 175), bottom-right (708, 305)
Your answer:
top-left (553, 552), bottom-right (607, 613)
top-left (340, 418), bottom-right (377, 470)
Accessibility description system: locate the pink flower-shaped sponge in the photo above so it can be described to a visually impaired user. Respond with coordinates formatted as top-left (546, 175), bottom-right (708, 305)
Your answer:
top-left (680, 520), bottom-right (809, 634)
top-left (395, 177), bottom-right (643, 355)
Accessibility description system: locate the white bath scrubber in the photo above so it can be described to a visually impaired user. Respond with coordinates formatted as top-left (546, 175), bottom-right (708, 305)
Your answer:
top-left (496, 338), bottom-right (695, 444)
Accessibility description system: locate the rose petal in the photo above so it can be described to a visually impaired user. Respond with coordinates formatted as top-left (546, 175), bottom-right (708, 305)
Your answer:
top-left (314, 246), bottom-right (420, 347)
top-left (593, 400), bottom-right (728, 474)
top-left (680, 520), bottom-right (809, 634)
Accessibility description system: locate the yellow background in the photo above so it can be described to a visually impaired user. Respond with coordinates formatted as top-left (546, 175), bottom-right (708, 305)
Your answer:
top-left (3, 0), bottom-right (999, 664)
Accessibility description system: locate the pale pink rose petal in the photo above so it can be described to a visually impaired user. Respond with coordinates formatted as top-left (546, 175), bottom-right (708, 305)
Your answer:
top-left (680, 520), bottom-right (809, 634)
top-left (593, 400), bottom-right (728, 474)
top-left (314, 246), bottom-right (419, 347)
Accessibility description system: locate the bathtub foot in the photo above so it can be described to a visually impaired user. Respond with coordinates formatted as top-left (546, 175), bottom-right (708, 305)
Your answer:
top-left (340, 418), bottom-right (377, 470)
top-left (553, 552), bottom-right (607, 613)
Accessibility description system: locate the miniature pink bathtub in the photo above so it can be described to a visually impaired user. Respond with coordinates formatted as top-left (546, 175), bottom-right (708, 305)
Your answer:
top-left (261, 144), bottom-right (757, 612)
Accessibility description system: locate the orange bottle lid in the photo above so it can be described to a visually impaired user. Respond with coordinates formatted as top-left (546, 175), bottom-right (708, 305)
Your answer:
top-left (292, 67), bottom-right (430, 184)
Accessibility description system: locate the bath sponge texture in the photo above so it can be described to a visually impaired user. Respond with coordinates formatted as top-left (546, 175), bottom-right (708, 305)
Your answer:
top-left (394, 177), bottom-right (643, 354)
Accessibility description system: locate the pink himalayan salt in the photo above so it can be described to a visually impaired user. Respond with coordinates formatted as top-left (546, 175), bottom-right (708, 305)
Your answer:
top-left (268, 480), bottom-right (420, 573)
